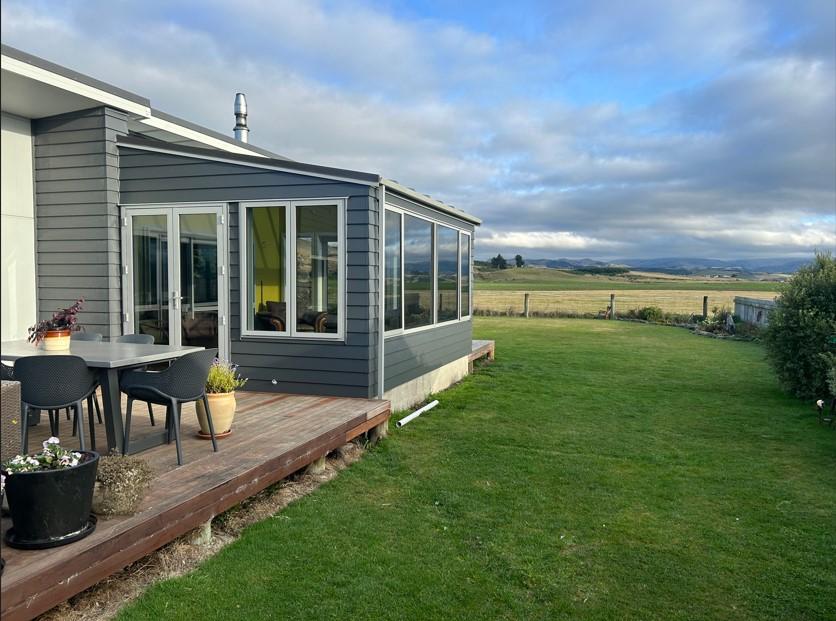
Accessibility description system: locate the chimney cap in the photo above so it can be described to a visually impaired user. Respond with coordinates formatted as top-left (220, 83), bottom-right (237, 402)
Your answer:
top-left (234, 92), bottom-right (247, 115)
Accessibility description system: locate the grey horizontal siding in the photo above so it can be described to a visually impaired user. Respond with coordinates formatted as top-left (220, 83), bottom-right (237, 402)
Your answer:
top-left (119, 147), bottom-right (380, 399)
top-left (33, 107), bottom-right (127, 337)
top-left (384, 320), bottom-right (472, 391)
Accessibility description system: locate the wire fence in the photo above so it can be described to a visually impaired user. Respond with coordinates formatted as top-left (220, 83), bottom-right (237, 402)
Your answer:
top-left (473, 290), bottom-right (778, 318)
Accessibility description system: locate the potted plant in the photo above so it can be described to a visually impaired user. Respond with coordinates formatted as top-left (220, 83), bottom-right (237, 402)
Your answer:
top-left (28, 298), bottom-right (85, 350)
top-left (1, 437), bottom-right (99, 549)
top-left (92, 452), bottom-right (153, 516)
top-left (195, 359), bottom-right (247, 439)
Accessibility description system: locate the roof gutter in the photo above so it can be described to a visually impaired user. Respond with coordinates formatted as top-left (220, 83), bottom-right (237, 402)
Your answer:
top-left (382, 178), bottom-right (482, 226)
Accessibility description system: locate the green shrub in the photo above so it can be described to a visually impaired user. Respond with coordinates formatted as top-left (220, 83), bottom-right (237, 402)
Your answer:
top-left (636, 306), bottom-right (665, 322)
top-left (205, 359), bottom-right (248, 394)
top-left (764, 253), bottom-right (836, 400)
top-left (700, 305), bottom-right (735, 334)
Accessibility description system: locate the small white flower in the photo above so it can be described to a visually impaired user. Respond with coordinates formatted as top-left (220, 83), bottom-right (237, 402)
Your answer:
top-left (45, 436), bottom-right (60, 445)
top-left (817, 399), bottom-right (825, 408)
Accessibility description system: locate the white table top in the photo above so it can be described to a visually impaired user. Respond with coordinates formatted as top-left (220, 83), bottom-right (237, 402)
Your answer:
top-left (0, 340), bottom-right (204, 369)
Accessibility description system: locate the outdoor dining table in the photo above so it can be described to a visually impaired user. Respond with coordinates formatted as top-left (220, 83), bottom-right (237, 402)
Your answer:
top-left (0, 340), bottom-right (203, 454)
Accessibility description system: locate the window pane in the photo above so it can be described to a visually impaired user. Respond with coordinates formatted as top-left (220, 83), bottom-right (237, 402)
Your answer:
top-left (132, 214), bottom-right (169, 344)
top-left (403, 215), bottom-right (433, 329)
top-left (296, 204), bottom-right (339, 334)
top-left (437, 225), bottom-right (459, 322)
top-left (385, 209), bottom-right (402, 331)
top-left (180, 213), bottom-right (219, 349)
top-left (460, 234), bottom-right (471, 317)
top-left (247, 206), bottom-right (287, 332)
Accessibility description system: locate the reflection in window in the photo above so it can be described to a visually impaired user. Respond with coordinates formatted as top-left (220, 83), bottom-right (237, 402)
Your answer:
top-left (384, 209), bottom-right (402, 331)
top-left (132, 214), bottom-right (169, 344)
top-left (460, 233), bottom-right (471, 317)
top-left (437, 225), bottom-right (459, 322)
top-left (403, 215), bottom-right (433, 329)
top-left (296, 204), bottom-right (338, 334)
top-left (247, 205), bottom-right (287, 332)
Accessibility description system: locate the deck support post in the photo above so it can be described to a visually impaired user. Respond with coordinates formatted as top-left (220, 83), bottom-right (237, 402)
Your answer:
top-left (190, 520), bottom-right (213, 547)
top-left (305, 454), bottom-right (327, 475)
top-left (367, 421), bottom-right (389, 444)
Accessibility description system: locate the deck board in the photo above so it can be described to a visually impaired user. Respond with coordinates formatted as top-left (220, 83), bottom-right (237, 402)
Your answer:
top-left (0, 391), bottom-right (390, 621)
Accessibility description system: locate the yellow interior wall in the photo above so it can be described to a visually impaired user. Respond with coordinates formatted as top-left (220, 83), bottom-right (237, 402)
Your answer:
top-left (251, 207), bottom-right (285, 311)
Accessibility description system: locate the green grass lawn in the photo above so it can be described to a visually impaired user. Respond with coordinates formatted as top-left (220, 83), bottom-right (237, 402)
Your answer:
top-left (476, 266), bottom-right (781, 291)
top-left (119, 318), bottom-right (835, 621)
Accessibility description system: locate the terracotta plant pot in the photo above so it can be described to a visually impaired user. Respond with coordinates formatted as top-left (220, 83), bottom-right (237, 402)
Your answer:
top-left (196, 391), bottom-right (236, 437)
top-left (42, 329), bottom-right (71, 351)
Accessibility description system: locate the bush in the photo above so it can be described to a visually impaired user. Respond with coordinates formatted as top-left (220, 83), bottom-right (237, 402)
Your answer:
top-left (764, 253), bottom-right (836, 400)
top-left (700, 306), bottom-right (735, 334)
top-left (636, 306), bottom-right (665, 322)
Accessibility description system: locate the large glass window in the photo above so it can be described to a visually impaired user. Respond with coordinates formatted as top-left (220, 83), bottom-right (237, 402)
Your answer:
top-left (437, 225), bottom-right (459, 322)
top-left (132, 214), bottom-right (169, 343)
top-left (246, 205), bottom-right (287, 332)
top-left (296, 204), bottom-right (339, 334)
top-left (384, 209), bottom-right (402, 331)
top-left (403, 214), bottom-right (434, 329)
top-left (460, 233), bottom-right (471, 317)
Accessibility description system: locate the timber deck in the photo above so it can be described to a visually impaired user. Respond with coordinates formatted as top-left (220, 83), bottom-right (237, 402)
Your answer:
top-left (0, 391), bottom-right (390, 621)
top-left (469, 339), bottom-right (496, 371)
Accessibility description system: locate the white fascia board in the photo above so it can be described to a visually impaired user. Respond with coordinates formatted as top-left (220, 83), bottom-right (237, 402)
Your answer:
top-left (1, 55), bottom-right (151, 118)
top-left (140, 115), bottom-right (268, 158)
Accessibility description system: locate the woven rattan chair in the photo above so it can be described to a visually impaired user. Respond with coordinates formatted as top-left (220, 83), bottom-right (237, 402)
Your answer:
top-left (121, 349), bottom-right (218, 465)
top-left (14, 356), bottom-right (99, 453)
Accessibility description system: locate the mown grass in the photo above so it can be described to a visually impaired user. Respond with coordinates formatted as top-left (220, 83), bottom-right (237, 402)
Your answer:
top-left (119, 318), bottom-right (835, 621)
top-left (476, 267), bottom-right (782, 292)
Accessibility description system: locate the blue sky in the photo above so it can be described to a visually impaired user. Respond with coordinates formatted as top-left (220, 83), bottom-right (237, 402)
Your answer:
top-left (2, 0), bottom-right (834, 260)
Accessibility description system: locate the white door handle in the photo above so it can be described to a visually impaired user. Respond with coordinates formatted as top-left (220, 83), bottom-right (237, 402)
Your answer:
top-left (172, 291), bottom-right (183, 310)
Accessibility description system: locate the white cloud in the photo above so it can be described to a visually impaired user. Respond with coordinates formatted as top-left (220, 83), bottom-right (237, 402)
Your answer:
top-left (1, 0), bottom-right (833, 260)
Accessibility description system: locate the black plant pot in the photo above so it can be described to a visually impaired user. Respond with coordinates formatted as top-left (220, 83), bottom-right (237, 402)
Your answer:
top-left (2, 451), bottom-right (99, 549)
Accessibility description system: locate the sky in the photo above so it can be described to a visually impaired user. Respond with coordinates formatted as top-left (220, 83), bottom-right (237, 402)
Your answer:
top-left (2, 0), bottom-right (834, 260)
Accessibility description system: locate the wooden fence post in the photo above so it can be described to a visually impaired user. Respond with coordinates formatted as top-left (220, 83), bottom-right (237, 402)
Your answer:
top-left (610, 293), bottom-right (616, 319)
top-left (524, 292), bottom-right (530, 318)
top-left (703, 295), bottom-right (709, 318)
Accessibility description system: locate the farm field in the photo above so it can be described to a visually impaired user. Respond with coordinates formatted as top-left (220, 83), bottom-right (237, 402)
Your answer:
top-left (475, 266), bottom-right (783, 292)
top-left (474, 289), bottom-right (777, 316)
top-left (119, 318), bottom-right (834, 621)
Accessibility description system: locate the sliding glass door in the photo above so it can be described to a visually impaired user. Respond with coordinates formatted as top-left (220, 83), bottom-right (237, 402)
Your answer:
top-left (123, 205), bottom-right (228, 360)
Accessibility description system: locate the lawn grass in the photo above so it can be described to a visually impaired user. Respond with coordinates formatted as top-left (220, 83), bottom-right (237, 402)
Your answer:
top-left (476, 266), bottom-right (781, 292)
top-left (119, 318), bottom-right (835, 621)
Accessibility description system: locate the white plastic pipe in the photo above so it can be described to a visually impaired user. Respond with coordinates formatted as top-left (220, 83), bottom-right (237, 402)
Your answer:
top-left (396, 400), bottom-right (439, 428)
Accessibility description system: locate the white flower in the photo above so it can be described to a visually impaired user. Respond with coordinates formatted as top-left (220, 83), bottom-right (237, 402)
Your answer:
top-left (817, 399), bottom-right (825, 408)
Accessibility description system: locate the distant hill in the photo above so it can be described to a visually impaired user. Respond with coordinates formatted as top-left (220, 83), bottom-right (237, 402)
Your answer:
top-left (522, 256), bottom-right (809, 274)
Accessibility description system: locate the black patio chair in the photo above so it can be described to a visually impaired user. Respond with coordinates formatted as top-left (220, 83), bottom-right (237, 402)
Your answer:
top-left (70, 331), bottom-right (103, 342)
top-left (1, 363), bottom-right (13, 381)
top-left (67, 331), bottom-right (104, 426)
top-left (14, 356), bottom-right (100, 453)
top-left (114, 333), bottom-right (158, 426)
top-left (120, 349), bottom-right (219, 466)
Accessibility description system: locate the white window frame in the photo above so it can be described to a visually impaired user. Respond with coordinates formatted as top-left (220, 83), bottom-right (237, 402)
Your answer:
top-left (460, 230), bottom-right (472, 320)
top-left (239, 198), bottom-right (346, 341)
top-left (434, 222), bottom-right (461, 328)
top-left (384, 203), bottom-right (473, 338)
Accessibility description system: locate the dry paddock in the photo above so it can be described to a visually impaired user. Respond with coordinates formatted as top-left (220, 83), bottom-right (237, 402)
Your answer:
top-left (473, 289), bottom-right (778, 316)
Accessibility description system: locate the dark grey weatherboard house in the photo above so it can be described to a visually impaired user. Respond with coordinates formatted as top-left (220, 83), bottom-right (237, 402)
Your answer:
top-left (1, 45), bottom-right (481, 409)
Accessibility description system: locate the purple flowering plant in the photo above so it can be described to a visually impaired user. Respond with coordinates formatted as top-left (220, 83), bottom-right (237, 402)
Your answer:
top-left (205, 358), bottom-right (248, 393)
top-left (28, 298), bottom-right (85, 344)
